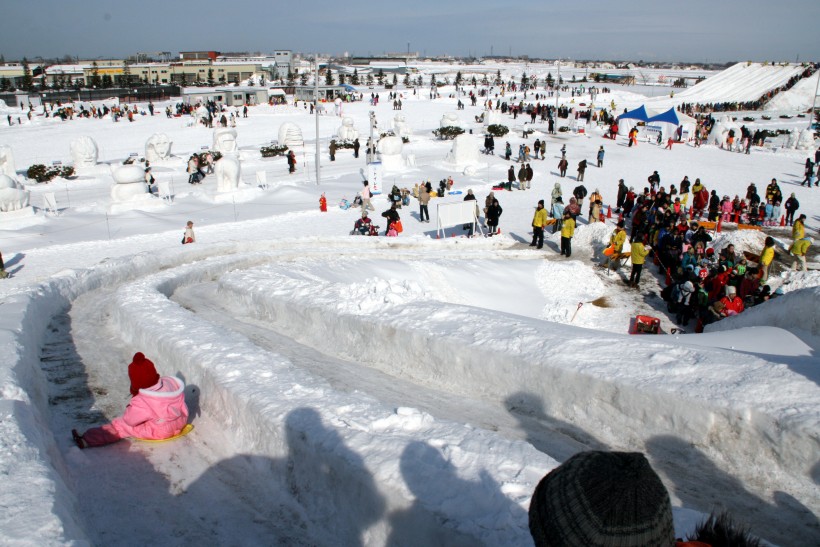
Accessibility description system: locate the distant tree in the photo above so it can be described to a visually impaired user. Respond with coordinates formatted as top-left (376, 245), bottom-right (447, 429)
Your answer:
top-left (495, 69), bottom-right (501, 85)
top-left (376, 68), bottom-right (385, 85)
top-left (219, 75), bottom-right (226, 85)
top-left (207, 68), bottom-right (215, 86)
top-left (90, 61), bottom-right (101, 88)
top-left (366, 73), bottom-right (374, 86)
top-left (180, 72), bottom-right (188, 87)
top-left (300, 72), bottom-right (309, 86)
top-left (351, 68), bottom-right (359, 85)
top-left (520, 72), bottom-right (529, 87)
top-left (416, 75), bottom-right (423, 87)
top-left (430, 73), bottom-right (437, 86)
top-left (481, 74), bottom-right (489, 86)
top-left (558, 74), bottom-right (564, 85)
top-left (471, 76), bottom-right (477, 86)
top-left (571, 74), bottom-right (576, 83)
top-left (21, 57), bottom-right (33, 91)
top-left (392, 73), bottom-right (398, 86)
top-left (122, 60), bottom-right (131, 85)
top-left (455, 71), bottom-right (463, 85)
top-left (594, 73), bottom-right (601, 83)
top-left (338, 72), bottom-right (345, 85)
top-left (287, 69), bottom-right (296, 86)
top-left (101, 74), bottom-right (113, 88)
top-left (0, 76), bottom-right (10, 92)
top-left (403, 73), bottom-right (410, 87)
top-left (325, 68), bottom-right (334, 85)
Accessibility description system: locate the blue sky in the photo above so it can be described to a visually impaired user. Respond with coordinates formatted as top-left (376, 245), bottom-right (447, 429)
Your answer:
top-left (1, 0), bottom-right (818, 63)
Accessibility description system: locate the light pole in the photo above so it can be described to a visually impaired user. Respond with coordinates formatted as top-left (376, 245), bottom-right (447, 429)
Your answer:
top-left (314, 56), bottom-right (320, 185)
top-left (809, 69), bottom-right (819, 131)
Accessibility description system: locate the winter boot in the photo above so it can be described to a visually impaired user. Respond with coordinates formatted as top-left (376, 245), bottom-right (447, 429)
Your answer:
top-left (72, 429), bottom-right (87, 449)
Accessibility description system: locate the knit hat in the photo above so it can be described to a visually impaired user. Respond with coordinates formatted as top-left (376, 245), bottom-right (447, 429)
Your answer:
top-left (529, 451), bottom-right (674, 547)
top-left (726, 285), bottom-right (736, 296)
top-left (128, 352), bottom-right (160, 396)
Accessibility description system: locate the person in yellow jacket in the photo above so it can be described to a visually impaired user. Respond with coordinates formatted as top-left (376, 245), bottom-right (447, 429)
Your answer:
top-left (759, 236), bottom-right (775, 281)
top-left (588, 189), bottom-right (603, 219)
top-left (790, 236), bottom-right (812, 271)
top-left (792, 214), bottom-right (806, 240)
top-left (604, 221), bottom-right (627, 269)
top-left (629, 238), bottom-right (651, 287)
top-left (530, 199), bottom-right (548, 249)
top-left (560, 211), bottom-right (575, 257)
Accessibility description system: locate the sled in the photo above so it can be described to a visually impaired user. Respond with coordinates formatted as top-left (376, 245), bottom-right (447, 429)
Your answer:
top-left (602, 244), bottom-right (616, 256)
top-left (631, 315), bottom-right (661, 335)
top-left (448, 190), bottom-right (463, 195)
top-left (736, 223), bottom-right (762, 231)
top-left (492, 185), bottom-right (506, 191)
top-left (131, 423), bottom-right (194, 443)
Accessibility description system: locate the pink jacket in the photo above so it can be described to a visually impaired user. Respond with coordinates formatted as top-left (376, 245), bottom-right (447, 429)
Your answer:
top-left (111, 376), bottom-right (188, 440)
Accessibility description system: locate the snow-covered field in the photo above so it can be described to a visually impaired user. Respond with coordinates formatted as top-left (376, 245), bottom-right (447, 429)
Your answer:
top-left (0, 62), bottom-right (818, 545)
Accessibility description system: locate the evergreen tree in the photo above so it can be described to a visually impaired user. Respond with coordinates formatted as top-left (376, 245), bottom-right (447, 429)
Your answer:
top-left (300, 72), bottom-right (309, 86)
top-left (471, 76), bottom-right (477, 86)
top-left (21, 57), bottom-right (33, 91)
top-left (287, 69), bottom-right (296, 86)
top-left (207, 68), bottom-right (215, 86)
top-left (392, 73), bottom-right (398, 86)
top-left (325, 68), bottom-right (334, 86)
top-left (180, 72), bottom-right (187, 87)
top-left (520, 72), bottom-right (529, 88)
top-left (431, 73), bottom-right (437, 86)
top-left (455, 71), bottom-right (463, 85)
top-left (338, 72), bottom-right (345, 85)
top-left (546, 72), bottom-right (554, 87)
top-left (366, 73), bottom-right (374, 86)
top-left (90, 61), bottom-right (101, 88)
top-left (403, 73), bottom-right (410, 87)
top-left (122, 60), bottom-right (131, 86)
top-left (0, 76), bottom-right (10, 92)
top-left (66, 75), bottom-right (73, 89)
top-left (495, 69), bottom-right (501, 85)
top-left (101, 74), bottom-right (113, 88)
top-left (481, 74), bottom-right (489, 86)
top-left (351, 69), bottom-right (359, 85)
top-left (377, 69), bottom-right (384, 85)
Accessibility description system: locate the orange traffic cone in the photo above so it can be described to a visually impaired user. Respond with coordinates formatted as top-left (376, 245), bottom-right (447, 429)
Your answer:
top-left (606, 205), bottom-right (612, 218)
top-left (734, 211), bottom-right (740, 223)
top-left (716, 215), bottom-right (723, 233)
top-left (779, 215), bottom-right (785, 227)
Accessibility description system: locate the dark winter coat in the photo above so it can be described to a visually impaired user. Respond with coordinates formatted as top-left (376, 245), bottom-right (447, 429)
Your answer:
top-left (486, 203), bottom-right (502, 227)
top-left (784, 196), bottom-right (799, 212)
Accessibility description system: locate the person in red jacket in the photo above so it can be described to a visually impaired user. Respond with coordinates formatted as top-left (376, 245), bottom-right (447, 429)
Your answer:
top-left (718, 285), bottom-right (745, 316)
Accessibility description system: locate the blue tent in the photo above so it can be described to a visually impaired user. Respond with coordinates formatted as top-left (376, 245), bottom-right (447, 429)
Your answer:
top-left (341, 84), bottom-right (358, 92)
top-left (618, 105), bottom-right (650, 121)
top-left (646, 108), bottom-right (682, 124)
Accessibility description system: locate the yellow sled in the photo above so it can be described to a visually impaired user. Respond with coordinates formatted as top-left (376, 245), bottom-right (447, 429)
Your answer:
top-left (132, 423), bottom-right (194, 443)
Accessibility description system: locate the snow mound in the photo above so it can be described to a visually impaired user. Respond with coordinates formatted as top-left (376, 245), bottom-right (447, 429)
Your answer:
top-left (765, 73), bottom-right (820, 111)
top-left (536, 260), bottom-right (607, 323)
top-left (675, 62), bottom-right (806, 104)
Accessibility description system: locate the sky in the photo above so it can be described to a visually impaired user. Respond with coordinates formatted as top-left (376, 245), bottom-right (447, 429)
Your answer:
top-left (1, 0), bottom-right (819, 64)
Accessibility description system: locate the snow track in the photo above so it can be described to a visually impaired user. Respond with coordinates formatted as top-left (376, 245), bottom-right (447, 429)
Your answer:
top-left (6, 241), bottom-right (819, 545)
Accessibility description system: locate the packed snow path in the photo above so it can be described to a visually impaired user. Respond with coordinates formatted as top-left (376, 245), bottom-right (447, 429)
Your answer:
top-left (35, 244), bottom-right (819, 545)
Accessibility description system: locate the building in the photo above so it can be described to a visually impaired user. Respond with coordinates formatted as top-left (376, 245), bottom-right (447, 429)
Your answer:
top-left (181, 86), bottom-right (269, 107)
top-left (293, 84), bottom-right (350, 102)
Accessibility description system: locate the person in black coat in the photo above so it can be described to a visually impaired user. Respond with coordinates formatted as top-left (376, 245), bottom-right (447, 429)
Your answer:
top-left (486, 198), bottom-right (502, 235)
top-left (381, 203), bottom-right (400, 235)
top-left (784, 193), bottom-right (800, 226)
top-left (708, 190), bottom-right (720, 221)
top-left (616, 179), bottom-right (628, 212)
top-left (507, 165), bottom-right (515, 191)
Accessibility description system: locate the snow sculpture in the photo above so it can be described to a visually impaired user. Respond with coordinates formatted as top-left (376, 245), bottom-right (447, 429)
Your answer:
top-left (145, 133), bottom-right (173, 163)
top-left (213, 128), bottom-right (238, 156)
top-left (0, 174), bottom-right (30, 212)
top-left (215, 155), bottom-right (242, 193)
top-left (483, 109), bottom-right (503, 126)
top-left (795, 129), bottom-right (816, 151)
top-left (110, 165), bottom-right (149, 202)
top-left (706, 116), bottom-right (740, 148)
top-left (337, 117), bottom-right (359, 140)
top-left (278, 123), bottom-right (304, 147)
top-left (377, 136), bottom-right (405, 172)
top-left (70, 136), bottom-right (99, 169)
top-left (440, 112), bottom-right (462, 128)
top-left (391, 114), bottom-right (412, 140)
top-left (444, 134), bottom-right (480, 166)
top-left (0, 145), bottom-right (17, 178)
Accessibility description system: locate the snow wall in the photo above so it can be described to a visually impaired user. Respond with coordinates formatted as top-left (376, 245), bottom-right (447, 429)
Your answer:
top-left (1, 240), bottom-right (818, 544)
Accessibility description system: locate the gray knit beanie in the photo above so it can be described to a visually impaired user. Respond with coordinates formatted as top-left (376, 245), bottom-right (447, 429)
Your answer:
top-left (529, 451), bottom-right (675, 547)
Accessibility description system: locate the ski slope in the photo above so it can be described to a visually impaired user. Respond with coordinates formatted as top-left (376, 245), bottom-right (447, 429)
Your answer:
top-left (673, 62), bottom-right (807, 104)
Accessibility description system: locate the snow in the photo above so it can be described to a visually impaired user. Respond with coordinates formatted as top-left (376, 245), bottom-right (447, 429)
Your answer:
top-left (0, 61), bottom-right (819, 546)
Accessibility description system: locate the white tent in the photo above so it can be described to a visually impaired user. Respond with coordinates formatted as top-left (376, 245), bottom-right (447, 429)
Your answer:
top-left (645, 108), bottom-right (698, 142)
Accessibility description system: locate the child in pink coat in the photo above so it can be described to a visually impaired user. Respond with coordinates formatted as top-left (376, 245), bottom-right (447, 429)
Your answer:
top-left (72, 352), bottom-right (189, 448)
